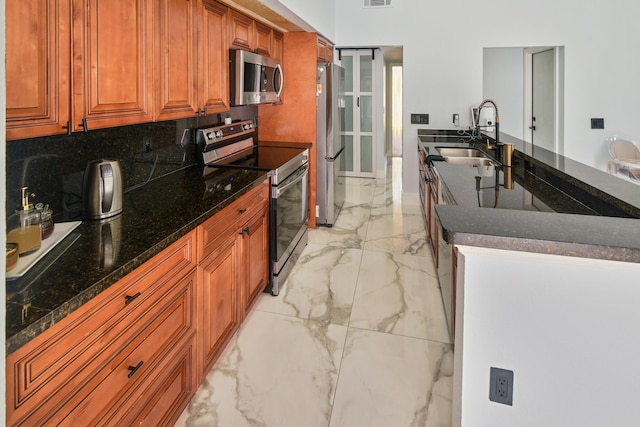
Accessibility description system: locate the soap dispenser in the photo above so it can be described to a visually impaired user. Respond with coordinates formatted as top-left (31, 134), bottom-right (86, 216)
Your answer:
top-left (7, 187), bottom-right (42, 256)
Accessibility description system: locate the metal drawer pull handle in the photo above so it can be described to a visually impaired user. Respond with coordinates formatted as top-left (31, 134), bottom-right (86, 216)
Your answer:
top-left (127, 361), bottom-right (144, 378)
top-left (239, 208), bottom-right (247, 214)
top-left (239, 227), bottom-right (250, 237)
top-left (125, 292), bottom-right (141, 305)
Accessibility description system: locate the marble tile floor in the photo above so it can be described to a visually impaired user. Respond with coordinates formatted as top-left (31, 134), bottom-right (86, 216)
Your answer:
top-left (175, 158), bottom-right (454, 427)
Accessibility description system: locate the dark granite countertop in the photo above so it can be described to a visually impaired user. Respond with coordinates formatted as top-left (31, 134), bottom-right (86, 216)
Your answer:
top-left (417, 131), bottom-right (640, 262)
top-left (436, 205), bottom-right (640, 263)
top-left (6, 166), bottom-right (269, 354)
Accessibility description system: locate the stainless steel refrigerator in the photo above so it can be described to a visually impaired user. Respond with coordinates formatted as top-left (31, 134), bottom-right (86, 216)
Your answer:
top-left (316, 62), bottom-right (345, 226)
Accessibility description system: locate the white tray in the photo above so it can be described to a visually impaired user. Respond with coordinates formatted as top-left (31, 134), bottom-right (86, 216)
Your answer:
top-left (7, 221), bottom-right (82, 279)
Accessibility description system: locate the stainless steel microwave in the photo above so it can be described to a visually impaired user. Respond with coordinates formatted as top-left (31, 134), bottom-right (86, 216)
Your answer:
top-left (230, 50), bottom-right (283, 106)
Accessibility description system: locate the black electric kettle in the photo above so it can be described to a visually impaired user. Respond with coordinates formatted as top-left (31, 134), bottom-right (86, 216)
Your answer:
top-left (82, 159), bottom-right (123, 220)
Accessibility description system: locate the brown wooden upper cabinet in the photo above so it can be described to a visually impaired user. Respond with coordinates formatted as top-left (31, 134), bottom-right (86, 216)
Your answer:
top-left (155, 0), bottom-right (229, 121)
top-left (228, 9), bottom-right (282, 59)
top-left (6, 0), bottom-right (72, 141)
top-left (72, 0), bottom-right (154, 132)
top-left (228, 9), bottom-right (255, 51)
top-left (317, 35), bottom-right (334, 62)
top-left (272, 30), bottom-right (284, 62)
top-left (6, 0), bottom-right (284, 140)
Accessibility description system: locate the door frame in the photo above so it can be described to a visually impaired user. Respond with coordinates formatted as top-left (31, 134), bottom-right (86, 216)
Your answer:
top-left (523, 46), bottom-right (565, 153)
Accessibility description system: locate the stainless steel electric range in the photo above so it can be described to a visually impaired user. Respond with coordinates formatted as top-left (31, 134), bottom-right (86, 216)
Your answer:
top-left (195, 120), bottom-right (309, 295)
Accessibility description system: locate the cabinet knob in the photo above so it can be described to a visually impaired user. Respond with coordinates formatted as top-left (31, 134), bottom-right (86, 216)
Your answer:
top-left (239, 208), bottom-right (247, 214)
top-left (127, 361), bottom-right (144, 379)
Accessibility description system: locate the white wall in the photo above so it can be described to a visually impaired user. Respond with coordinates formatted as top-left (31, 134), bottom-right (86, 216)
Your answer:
top-left (308, 0), bottom-right (640, 194)
top-left (483, 47), bottom-right (525, 139)
top-left (454, 246), bottom-right (640, 426)
top-left (278, 0), bottom-right (335, 40)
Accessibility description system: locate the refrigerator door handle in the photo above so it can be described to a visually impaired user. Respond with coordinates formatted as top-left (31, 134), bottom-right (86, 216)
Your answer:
top-left (325, 146), bottom-right (345, 162)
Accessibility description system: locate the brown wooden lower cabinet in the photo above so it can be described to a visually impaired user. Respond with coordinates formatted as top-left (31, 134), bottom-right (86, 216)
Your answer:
top-left (6, 180), bottom-right (270, 425)
top-left (6, 232), bottom-right (197, 426)
top-left (198, 232), bottom-right (241, 379)
top-left (196, 180), bottom-right (269, 379)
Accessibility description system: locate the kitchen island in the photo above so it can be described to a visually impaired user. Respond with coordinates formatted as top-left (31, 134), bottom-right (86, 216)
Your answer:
top-left (418, 130), bottom-right (640, 263)
top-left (418, 131), bottom-right (640, 427)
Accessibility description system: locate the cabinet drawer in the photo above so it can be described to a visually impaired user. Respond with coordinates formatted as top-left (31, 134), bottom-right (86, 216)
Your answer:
top-left (6, 232), bottom-right (195, 425)
top-left (58, 270), bottom-right (196, 426)
top-left (198, 180), bottom-right (269, 259)
top-left (114, 335), bottom-right (197, 426)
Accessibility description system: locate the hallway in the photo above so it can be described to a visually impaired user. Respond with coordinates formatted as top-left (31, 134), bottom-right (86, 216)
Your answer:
top-left (175, 158), bottom-right (453, 426)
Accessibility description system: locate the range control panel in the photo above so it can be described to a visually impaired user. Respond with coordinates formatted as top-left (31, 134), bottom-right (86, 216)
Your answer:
top-left (195, 120), bottom-right (255, 149)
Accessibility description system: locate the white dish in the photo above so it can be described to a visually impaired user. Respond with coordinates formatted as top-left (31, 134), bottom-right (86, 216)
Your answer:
top-left (6, 221), bottom-right (82, 279)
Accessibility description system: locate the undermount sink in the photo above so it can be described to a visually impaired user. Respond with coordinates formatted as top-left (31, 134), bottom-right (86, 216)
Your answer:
top-left (436, 147), bottom-right (487, 158)
top-left (421, 129), bottom-right (467, 137)
top-left (442, 156), bottom-right (498, 167)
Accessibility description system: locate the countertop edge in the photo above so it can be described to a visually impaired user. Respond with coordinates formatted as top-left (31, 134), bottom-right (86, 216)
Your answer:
top-left (446, 231), bottom-right (640, 264)
top-left (437, 205), bottom-right (640, 264)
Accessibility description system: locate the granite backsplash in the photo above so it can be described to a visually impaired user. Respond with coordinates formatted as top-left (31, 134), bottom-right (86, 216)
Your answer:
top-left (6, 106), bottom-right (258, 221)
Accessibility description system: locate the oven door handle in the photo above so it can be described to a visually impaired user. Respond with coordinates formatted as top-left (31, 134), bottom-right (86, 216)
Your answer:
top-left (273, 164), bottom-right (308, 198)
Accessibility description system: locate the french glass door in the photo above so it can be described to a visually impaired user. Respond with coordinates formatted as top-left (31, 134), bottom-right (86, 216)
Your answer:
top-left (340, 50), bottom-right (376, 178)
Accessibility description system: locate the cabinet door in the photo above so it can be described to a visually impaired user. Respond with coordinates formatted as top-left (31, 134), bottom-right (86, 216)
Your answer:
top-left (228, 9), bottom-right (254, 51)
top-left (6, 0), bottom-right (71, 140)
top-left (255, 21), bottom-right (272, 56)
top-left (72, 0), bottom-right (153, 132)
top-left (241, 206), bottom-right (269, 314)
top-left (200, 0), bottom-right (230, 114)
top-left (272, 30), bottom-right (284, 62)
top-left (317, 37), bottom-right (328, 61)
top-left (155, 0), bottom-right (199, 120)
top-left (428, 173), bottom-right (439, 267)
top-left (197, 233), bottom-right (241, 379)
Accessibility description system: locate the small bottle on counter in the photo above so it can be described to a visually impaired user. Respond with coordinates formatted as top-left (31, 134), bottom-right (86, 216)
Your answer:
top-left (36, 203), bottom-right (55, 239)
top-left (7, 187), bottom-right (42, 256)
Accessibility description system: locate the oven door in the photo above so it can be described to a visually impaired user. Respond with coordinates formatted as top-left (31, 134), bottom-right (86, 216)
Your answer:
top-left (270, 163), bottom-right (308, 294)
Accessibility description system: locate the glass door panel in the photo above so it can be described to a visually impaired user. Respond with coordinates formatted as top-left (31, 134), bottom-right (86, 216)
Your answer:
top-left (359, 55), bottom-right (373, 92)
top-left (359, 95), bottom-right (373, 133)
top-left (360, 136), bottom-right (373, 173)
top-left (342, 56), bottom-right (354, 92)
top-left (343, 135), bottom-right (354, 172)
top-left (343, 95), bottom-right (354, 132)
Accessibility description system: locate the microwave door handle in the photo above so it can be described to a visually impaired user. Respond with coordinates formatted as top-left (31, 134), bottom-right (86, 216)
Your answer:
top-left (275, 63), bottom-right (283, 98)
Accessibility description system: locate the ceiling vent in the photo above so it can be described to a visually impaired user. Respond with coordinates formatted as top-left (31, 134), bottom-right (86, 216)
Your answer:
top-left (364, 0), bottom-right (392, 8)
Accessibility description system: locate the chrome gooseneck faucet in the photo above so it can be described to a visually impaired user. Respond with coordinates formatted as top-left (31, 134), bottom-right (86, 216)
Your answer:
top-left (476, 99), bottom-right (502, 160)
